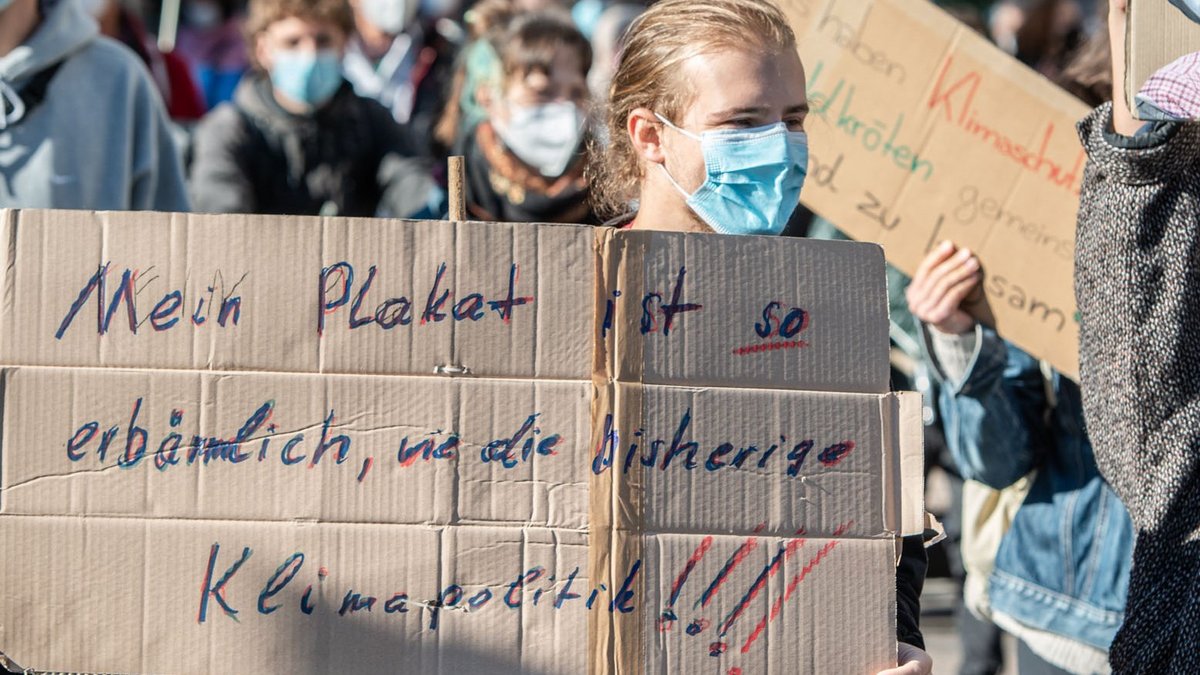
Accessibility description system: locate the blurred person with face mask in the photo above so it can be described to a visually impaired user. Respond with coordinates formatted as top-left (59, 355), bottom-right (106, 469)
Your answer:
top-left (344, 0), bottom-right (457, 159)
top-left (175, 0), bottom-right (250, 109)
top-left (460, 12), bottom-right (596, 223)
top-left (188, 0), bottom-right (441, 217)
top-left (88, 0), bottom-right (207, 121)
top-left (0, 0), bottom-right (189, 209)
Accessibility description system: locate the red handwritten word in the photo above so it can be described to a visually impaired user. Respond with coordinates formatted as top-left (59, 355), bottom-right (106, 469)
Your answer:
top-left (928, 55), bottom-right (1084, 195)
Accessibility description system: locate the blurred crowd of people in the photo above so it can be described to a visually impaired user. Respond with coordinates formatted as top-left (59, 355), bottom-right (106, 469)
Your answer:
top-left (0, 0), bottom-right (1117, 221)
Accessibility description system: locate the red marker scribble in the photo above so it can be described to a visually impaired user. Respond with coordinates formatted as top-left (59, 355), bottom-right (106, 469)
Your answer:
top-left (715, 534), bottom-right (810, 637)
top-left (696, 523), bottom-right (766, 609)
top-left (739, 521), bottom-right (854, 654)
top-left (664, 536), bottom-right (713, 616)
top-left (731, 340), bottom-right (809, 356)
top-left (817, 441), bottom-right (856, 467)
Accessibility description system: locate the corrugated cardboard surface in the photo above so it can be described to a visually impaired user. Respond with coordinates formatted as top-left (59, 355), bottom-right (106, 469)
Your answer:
top-left (606, 383), bottom-right (891, 539)
top-left (781, 0), bottom-right (1090, 378)
top-left (1128, 0), bottom-right (1200, 119)
top-left (598, 230), bottom-right (890, 393)
top-left (0, 367), bottom-right (591, 528)
top-left (640, 534), bottom-right (894, 674)
top-left (0, 210), bottom-right (594, 379)
top-left (0, 210), bottom-right (921, 674)
top-left (0, 517), bottom-right (589, 674)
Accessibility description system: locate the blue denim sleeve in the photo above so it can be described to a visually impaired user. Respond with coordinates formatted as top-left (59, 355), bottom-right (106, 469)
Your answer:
top-left (930, 327), bottom-right (1051, 489)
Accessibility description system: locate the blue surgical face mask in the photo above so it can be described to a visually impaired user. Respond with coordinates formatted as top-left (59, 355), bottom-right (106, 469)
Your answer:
top-left (0, 0), bottom-right (14, 11)
top-left (656, 113), bottom-right (808, 236)
top-left (270, 49), bottom-right (343, 110)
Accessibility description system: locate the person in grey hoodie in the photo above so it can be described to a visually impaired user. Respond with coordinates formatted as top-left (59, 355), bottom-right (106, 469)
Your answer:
top-left (0, 0), bottom-right (189, 210)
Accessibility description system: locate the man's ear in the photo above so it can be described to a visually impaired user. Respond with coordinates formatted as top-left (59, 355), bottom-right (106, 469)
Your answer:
top-left (628, 108), bottom-right (665, 164)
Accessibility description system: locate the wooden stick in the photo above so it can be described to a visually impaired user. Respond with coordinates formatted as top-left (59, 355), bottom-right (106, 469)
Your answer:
top-left (157, 0), bottom-right (181, 53)
top-left (448, 156), bottom-right (466, 221)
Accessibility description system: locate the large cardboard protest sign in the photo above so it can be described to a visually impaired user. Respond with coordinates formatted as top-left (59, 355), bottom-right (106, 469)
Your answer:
top-left (0, 209), bottom-right (922, 674)
top-left (1128, 0), bottom-right (1200, 121)
top-left (780, 0), bottom-right (1091, 377)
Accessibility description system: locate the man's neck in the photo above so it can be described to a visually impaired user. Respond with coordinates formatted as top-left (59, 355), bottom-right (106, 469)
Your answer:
top-left (630, 175), bottom-right (710, 233)
top-left (0, 1), bottom-right (40, 59)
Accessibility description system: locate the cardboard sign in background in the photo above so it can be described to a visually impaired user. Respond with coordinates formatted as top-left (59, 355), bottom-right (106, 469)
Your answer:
top-left (783, 0), bottom-right (1091, 378)
top-left (1127, 0), bottom-right (1200, 121)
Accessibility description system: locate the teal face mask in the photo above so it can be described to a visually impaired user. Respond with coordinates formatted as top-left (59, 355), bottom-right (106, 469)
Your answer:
top-left (656, 113), bottom-right (808, 236)
top-left (0, 0), bottom-right (12, 11)
top-left (270, 49), bottom-right (343, 110)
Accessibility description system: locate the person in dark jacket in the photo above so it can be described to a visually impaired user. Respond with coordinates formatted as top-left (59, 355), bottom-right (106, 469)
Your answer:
top-left (1073, 0), bottom-right (1200, 671)
top-left (189, 0), bottom-right (440, 218)
top-left (459, 12), bottom-right (597, 224)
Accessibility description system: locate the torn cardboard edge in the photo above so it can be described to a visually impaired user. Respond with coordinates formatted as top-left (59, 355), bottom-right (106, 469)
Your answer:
top-left (1127, 0), bottom-right (1200, 121)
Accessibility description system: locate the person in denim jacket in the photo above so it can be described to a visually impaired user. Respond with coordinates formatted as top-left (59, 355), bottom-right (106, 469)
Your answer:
top-left (907, 242), bottom-right (1133, 675)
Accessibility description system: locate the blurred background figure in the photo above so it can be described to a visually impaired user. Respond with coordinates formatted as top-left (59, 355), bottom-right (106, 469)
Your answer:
top-left (432, 0), bottom-right (512, 151)
top-left (175, 0), bottom-right (249, 109)
top-left (458, 11), bottom-right (596, 222)
top-left (586, 2), bottom-right (641, 104)
top-left (89, 0), bottom-right (207, 122)
top-left (1015, 0), bottom-right (1084, 79)
top-left (0, 0), bottom-right (189, 209)
top-left (986, 0), bottom-right (1088, 80)
top-left (188, 0), bottom-right (440, 217)
top-left (344, 0), bottom-right (458, 159)
top-left (988, 0), bottom-right (1025, 55)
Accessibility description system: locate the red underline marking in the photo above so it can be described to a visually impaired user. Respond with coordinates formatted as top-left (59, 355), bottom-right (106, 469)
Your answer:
top-left (731, 340), bottom-right (809, 356)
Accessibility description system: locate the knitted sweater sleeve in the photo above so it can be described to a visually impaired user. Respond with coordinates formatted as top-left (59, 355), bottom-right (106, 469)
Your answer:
top-left (1074, 102), bottom-right (1200, 531)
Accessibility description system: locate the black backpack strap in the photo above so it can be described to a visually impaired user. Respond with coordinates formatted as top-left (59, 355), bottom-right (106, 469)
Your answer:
top-left (1, 60), bottom-right (65, 124)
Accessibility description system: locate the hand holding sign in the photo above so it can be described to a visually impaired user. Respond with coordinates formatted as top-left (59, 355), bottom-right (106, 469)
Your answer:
top-left (905, 241), bottom-right (981, 336)
top-left (876, 642), bottom-right (934, 675)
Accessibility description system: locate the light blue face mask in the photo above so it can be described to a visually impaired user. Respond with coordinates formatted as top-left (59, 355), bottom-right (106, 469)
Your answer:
top-left (270, 49), bottom-right (343, 110)
top-left (656, 113), bottom-right (808, 236)
top-left (0, 0), bottom-right (12, 11)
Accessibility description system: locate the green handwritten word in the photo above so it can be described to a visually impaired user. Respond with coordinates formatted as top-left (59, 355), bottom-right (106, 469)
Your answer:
top-left (806, 61), bottom-right (933, 181)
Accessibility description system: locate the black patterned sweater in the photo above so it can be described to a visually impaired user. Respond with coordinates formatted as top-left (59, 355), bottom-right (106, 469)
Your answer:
top-left (1074, 102), bottom-right (1200, 673)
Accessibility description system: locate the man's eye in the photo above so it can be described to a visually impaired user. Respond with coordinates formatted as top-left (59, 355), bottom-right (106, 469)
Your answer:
top-left (786, 117), bottom-right (806, 131)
